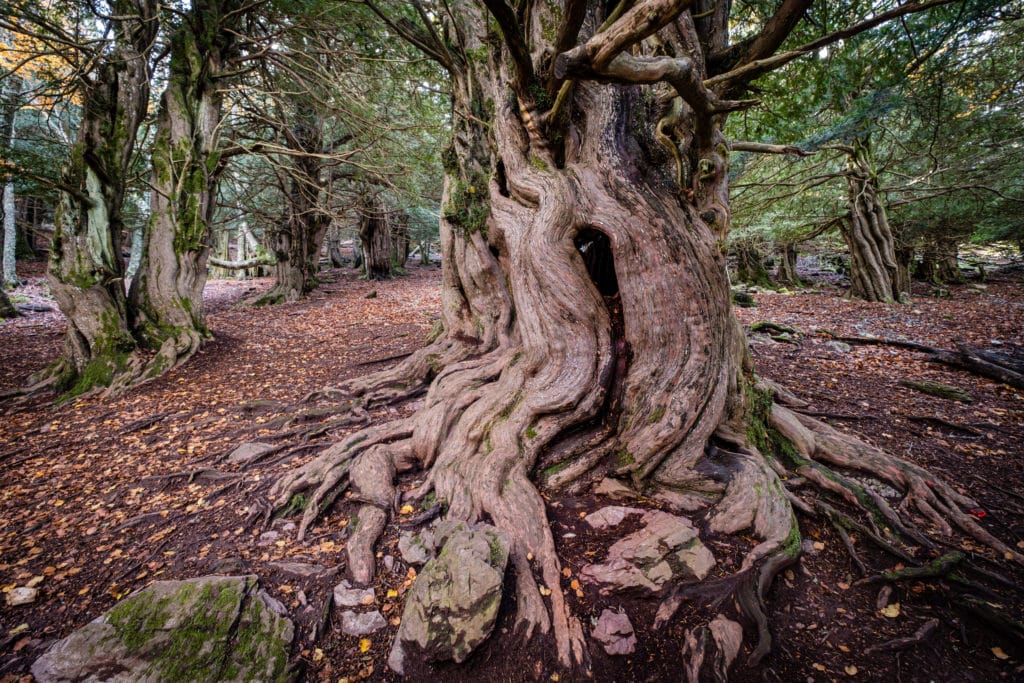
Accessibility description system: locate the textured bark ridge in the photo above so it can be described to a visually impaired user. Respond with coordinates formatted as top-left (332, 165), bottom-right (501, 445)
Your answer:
top-left (840, 139), bottom-right (909, 303)
top-left (30, 0), bottom-right (158, 396)
top-left (271, 1), bottom-right (1017, 676)
top-left (128, 0), bottom-right (240, 385)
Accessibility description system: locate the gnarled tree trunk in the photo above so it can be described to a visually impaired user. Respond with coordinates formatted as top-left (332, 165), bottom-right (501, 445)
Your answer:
top-left (918, 235), bottom-right (964, 285)
top-left (358, 197), bottom-right (392, 280)
top-left (0, 287), bottom-right (16, 318)
top-left (129, 0), bottom-right (239, 381)
top-left (35, 0), bottom-right (157, 395)
top-left (734, 239), bottom-right (774, 288)
top-left (840, 138), bottom-right (909, 302)
top-left (270, 1), bottom-right (1018, 677)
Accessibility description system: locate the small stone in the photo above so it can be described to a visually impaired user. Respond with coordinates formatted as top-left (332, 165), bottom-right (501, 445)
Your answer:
top-left (583, 506), bottom-right (644, 530)
top-left (826, 341), bottom-right (852, 353)
top-left (226, 441), bottom-right (275, 464)
top-left (257, 531), bottom-right (279, 546)
top-left (334, 581), bottom-right (375, 608)
top-left (398, 530), bottom-right (435, 565)
top-left (6, 587), bottom-right (38, 606)
top-left (592, 609), bottom-right (636, 655)
top-left (341, 610), bottom-right (386, 636)
top-left (383, 555), bottom-right (395, 572)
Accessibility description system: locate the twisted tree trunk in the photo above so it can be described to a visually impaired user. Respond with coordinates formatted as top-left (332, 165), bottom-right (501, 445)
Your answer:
top-left (129, 0), bottom-right (239, 382)
top-left (270, 1), bottom-right (1018, 677)
top-left (34, 0), bottom-right (157, 395)
top-left (840, 139), bottom-right (909, 302)
top-left (776, 242), bottom-right (802, 286)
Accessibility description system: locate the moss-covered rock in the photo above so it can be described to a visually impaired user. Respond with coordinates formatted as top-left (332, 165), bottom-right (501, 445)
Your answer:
top-left (31, 575), bottom-right (293, 683)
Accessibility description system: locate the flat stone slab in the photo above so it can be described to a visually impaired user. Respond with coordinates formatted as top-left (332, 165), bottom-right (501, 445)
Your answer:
top-left (227, 442), bottom-right (275, 464)
top-left (31, 575), bottom-right (293, 683)
top-left (341, 610), bottom-right (387, 636)
top-left (333, 580), bottom-right (375, 608)
top-left (583, 506), bottom-right (645, 530)
top-left (581, 510), bottom-right (715, 595)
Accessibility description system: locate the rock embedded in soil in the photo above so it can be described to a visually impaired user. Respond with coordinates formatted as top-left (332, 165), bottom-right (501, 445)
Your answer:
top-left (592, 609), bottom-right (637, 655)
top-left (341, 610), bottom-right (387, 636)
top-left (593, 478), bottom-right (638, 501)
top-left (388, 521), bottom-right (511, 674)
top-left (31, 575), bottom-right (293, 683)
top-left (333, 580), bottom-right (375, 608)
top-left (398, 529), bottom-right (436, 565)
top-left (5, 586), bottom-right (38, 606)
top-left (583, 506), bottom-right (644, 530)
top-left (226, 441), bottom-right (276, 464)
top-left (581, 510), bottom-right (715, 595)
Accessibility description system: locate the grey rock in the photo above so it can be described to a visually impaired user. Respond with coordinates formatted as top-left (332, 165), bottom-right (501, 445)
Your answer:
top-left (388, 521), bottom-right (510, 674)
top-left (269, 561), bottom-right (334, 578)
top-left (383, 555), bottom-right (395, 572)
top-left (333, 580), bottom-right (375, 608)
top-left (581, 511), bottom-right (715, 595)
top-left (592, 609), bottom-right (636, 655)
top-left (583, 506), bottom-right (644, 530)
top-left (6, 587), bottom-right (38, 606)
top-left (826, 340), bottom-right (852, 353)
top-left (398, 530), bottom-right (435, 565)
top-left (258, 530), bottom-right (279, 546)
top-left (31, 575), bottom-right (293, 683)
top-left (340, 610), bottom-right (386, 636)
top-left (227, 441), bottom-right (275, 465)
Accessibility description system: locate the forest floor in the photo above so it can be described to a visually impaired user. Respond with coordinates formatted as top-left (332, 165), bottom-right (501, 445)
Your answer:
top-left (1, 258), bottom-right (1023, 682)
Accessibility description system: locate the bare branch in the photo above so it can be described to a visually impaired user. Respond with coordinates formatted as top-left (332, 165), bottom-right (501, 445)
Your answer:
top-left (730, 141), bottom-right (810, 156)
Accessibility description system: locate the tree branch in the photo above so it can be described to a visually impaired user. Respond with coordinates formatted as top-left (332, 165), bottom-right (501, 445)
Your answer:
top-left (730, 141), bottom-right (810, 156)
top-left (713, 0), bottom-right (814, 71)
top-left (479, 0), bottom-right (534, 92)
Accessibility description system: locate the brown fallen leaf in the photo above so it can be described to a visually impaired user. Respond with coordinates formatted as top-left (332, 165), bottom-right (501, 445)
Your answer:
top-left (992, 646), bottom-right (1009, 660)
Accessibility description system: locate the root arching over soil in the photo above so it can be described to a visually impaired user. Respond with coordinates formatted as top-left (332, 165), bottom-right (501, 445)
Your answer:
top-left (268, 333), bottom-right (1019, 676)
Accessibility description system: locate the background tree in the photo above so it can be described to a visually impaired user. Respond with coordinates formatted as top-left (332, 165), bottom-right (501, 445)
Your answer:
top-left (269, 0), bottom-right (1016, 676)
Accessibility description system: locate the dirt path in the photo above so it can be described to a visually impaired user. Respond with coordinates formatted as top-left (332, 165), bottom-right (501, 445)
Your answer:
top-left (1, 264), bottom-right (1021, 682)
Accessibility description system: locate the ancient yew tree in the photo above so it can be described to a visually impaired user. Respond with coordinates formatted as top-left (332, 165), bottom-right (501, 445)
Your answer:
top-left (270, 0), bottom-right (1018, 676)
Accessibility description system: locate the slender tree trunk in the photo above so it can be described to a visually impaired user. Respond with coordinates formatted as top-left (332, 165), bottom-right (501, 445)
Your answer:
top-left (776, 242), bottom-right (802, 286)
top-left (1, 76), bottom-right (21, 286)
top-left (129, 0), bottom-right (239, 378)
top-left (839, 139), bottom-right (908, 302)
top-left (35, 0), bottom-right (157, 395)
top-left (328, 227), bottom-right (345, 267)
top-left (359, 197), bottom-right (392, 279)
top-left (391, 210), bottom-right (410, 269)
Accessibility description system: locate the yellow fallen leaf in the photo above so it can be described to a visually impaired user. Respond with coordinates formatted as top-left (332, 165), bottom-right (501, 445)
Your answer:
top-left (551, 675), bottom-right (560, 682)
top-left (312, 647), bottom-right (324, 662)
top-left (845, 665), bottom-right (858, 675)
top-left (880, 603), bottom-right (901, 618)
top-left (812, 663), bottom-right (826, 671)
top-left (386, 589), bottom-right (398, 599)
top-left (359, 638), bottom-right (372, 653)
top-left (570, 579), bottom-right (580, 591)
top-left (26, 576), bottom-right (44, 588)
top-left (399, 505), bottom-right (414, 515)
top-left (526, 552), bottom-right (534, 561)
top-left (539, 586), bottom-right (552, 596)
top-left (992, 646), bottom-right (1009, 660)
top-left (812, 541), bottom-right (825, 551)
top-left (561, 568), bottom-right (571, 578)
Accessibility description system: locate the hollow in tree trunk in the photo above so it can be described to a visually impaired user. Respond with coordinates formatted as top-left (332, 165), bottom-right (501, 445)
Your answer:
top-left (270, 2), bottom-right (1018, 677)
top-left (129, 0), bottom-right (239, 382)
top-left (839, 138), bottom-right (909, 302)
top-left (34, 0), bottom-right (157, 396)
top-left (358, 197), bottom-right (393, 280)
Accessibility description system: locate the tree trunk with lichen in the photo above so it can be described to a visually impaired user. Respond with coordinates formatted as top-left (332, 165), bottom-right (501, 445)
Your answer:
top-left (917, 235), bottom-right (963, 285)
top-left (840, 139), bottom-right (908, 303)
top-left (734, 240), bottom-right (774, 288)
top-left (33, 0), bottom-right (157, 396)
top-left (0, 287), bottom-right (16, 318)
top-left (128, 0), bottom-right (238, 382)
top-left (270, 1), bottom-right (1018, 677)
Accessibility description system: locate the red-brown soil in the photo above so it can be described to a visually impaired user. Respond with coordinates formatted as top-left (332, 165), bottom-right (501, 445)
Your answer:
top-left (1, 260), bottom-right (1022, 682)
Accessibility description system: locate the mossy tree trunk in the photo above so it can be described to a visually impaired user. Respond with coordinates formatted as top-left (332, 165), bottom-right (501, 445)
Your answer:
top-left (918, 235), bottom-right (964, 284)
top-left (0, 286), bottom-right (16, 318)
top-left (36, 0), bottom-right (158, 395)
top-left (839, 138), bottom-right (909, 302)
top-left (129, 0), bottom-right (240, 380)
top-left (734, 239), bottom-right (775, 288)
top-left (272, 1), bottom-right (1018, 675)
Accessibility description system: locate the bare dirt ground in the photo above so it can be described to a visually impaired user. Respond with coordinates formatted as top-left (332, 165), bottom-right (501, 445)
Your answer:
top-left (1, 259), bottom-right (1022, 682)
